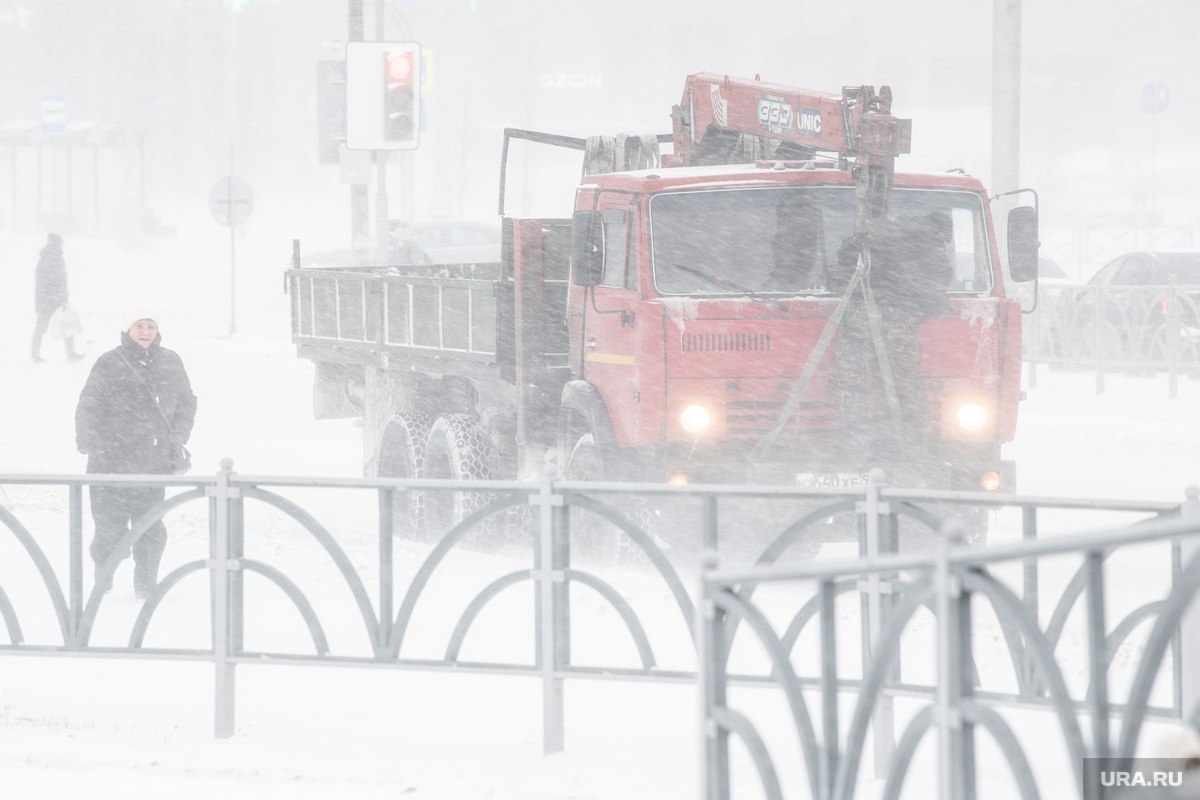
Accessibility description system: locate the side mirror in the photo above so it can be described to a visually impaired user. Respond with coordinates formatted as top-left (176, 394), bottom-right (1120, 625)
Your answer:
top-left (1007, 205), bottom-right (1039, 283)
top-left (570, 211), bottom-right (604, 286)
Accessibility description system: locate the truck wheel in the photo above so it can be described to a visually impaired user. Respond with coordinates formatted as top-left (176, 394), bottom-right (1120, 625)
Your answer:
top-left (563, 432), bottom-right (638, 564)
top-left (378, 412), bottom-right (433, 540)
top-left (564, 432), bottom-right (606, 481)
top-left (423, 414), bottom-right (495, 545)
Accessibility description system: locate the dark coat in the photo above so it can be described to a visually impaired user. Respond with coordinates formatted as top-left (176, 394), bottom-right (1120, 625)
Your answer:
top-left (387, 240), bottom-right (429, 266)
top-left (75, 333), bottom-right (198, 474)
top-left (35, 235), bottom-right (69, 314)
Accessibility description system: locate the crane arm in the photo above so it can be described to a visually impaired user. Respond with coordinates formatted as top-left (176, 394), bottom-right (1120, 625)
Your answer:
top-left (669, 73), bottom-right (912, 235)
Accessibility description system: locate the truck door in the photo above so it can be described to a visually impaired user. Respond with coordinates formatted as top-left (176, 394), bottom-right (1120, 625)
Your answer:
top-left (572, 198), bottom-right (645, 447)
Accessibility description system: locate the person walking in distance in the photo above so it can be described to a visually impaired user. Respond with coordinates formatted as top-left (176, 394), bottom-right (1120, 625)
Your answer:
top-left (31, 232), bottom-right (84, 363)
top-left (75, 310), bottom-right (198, 598)
top-left (387, 219), bottom-right (429, 266)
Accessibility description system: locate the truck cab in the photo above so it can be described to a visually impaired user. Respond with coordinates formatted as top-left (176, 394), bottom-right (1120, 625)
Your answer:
top-left (553, 160), bottom-right (1030, 491)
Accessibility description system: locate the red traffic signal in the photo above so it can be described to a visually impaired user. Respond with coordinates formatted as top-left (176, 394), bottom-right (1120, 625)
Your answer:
top-left (383, 49), bottom-right (418, 144)
top-left (385, 51), bottom-right (414, 86)
top-left (344, 41), bottom-right (422, 150)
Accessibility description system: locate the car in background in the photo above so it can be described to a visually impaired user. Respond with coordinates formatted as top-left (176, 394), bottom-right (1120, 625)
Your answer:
top-left (1064, 252), bottom-right (1200, 365)
top-left (1038, 256), bottom-right (1071, 281)
top-left (1087, 251), bottom-right (1200, 289)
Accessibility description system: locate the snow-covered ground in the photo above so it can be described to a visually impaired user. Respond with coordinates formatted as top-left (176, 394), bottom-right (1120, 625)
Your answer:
top-left (1, 227), bottom-right (1198, 798)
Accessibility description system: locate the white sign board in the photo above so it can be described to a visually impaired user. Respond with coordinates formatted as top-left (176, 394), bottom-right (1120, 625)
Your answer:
top-left (345, 41), bottom-right (421, 151)
top-left (208, 176), bottom-right (254, 227)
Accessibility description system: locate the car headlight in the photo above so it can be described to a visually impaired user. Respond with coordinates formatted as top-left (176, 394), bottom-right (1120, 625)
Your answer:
top-left (955, 402), bottom-right (988, 433)
top-left (679, 403), bottom-right (711, 436)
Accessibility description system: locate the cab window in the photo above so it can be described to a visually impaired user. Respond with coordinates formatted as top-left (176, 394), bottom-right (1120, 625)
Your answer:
top-left (601, 208), bottom-right (629, 287)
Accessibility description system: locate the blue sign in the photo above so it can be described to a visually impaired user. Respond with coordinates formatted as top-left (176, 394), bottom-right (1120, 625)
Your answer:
top-left (40, 95), bottom-right (66, 134)
top-left (1141, 83), bottom-right (1170, 114)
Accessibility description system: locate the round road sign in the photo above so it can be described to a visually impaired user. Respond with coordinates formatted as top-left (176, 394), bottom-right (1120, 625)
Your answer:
top-left (208, 176), bottom-right (254, 227)
top-left (1140, 83), bottom-right (1170, 114)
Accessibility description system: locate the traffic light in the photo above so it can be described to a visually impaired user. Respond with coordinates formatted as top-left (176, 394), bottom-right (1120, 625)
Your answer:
top-left (382, 47), bottom-right (420, 148)
top-left (344, 42), bottom-right (421, 151)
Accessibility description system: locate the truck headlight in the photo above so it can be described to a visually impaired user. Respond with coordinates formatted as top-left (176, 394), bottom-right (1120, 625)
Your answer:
top-left (679, 403), bottom-right (711, 436)
top-left (955, 402), bottom-right (988, 433)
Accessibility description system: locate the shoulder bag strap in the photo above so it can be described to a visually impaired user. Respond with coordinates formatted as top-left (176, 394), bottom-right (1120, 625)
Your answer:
top-left (116, 351), bottom-right (177, 438)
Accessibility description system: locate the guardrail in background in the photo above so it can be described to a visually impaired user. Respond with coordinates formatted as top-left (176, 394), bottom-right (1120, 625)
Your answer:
top-left (1023, 281), bottom-right (1200, 398)
top-left (1039, 225), bottom-right (1194, 277)
top-left (1, 465), bottom-right (1198, 798)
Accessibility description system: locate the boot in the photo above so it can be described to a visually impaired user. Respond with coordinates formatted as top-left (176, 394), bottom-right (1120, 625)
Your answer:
top-left (65, 337), bottom-right (84, 361)
top-left (133, 562), bottom-right (157, 600)
top-left (94, 564), bottom-right (113, 595)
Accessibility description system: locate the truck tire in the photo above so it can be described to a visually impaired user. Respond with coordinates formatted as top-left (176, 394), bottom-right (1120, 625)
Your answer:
top-left (423, 414), bottom-right (495, 545)
top-left (563, 432), bottom-right (607, 482)
top-left (378, 412), bottom-right (433, 540)
top-left (563, 432), bottom-right (640, 564)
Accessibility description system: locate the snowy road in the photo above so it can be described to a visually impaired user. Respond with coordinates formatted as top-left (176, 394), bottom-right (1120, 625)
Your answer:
top-left (1, 232), bottom-right (1198, 798)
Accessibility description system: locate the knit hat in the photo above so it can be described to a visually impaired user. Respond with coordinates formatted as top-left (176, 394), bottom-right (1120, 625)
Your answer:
top-left (120, 309), bottom-right (158, 332)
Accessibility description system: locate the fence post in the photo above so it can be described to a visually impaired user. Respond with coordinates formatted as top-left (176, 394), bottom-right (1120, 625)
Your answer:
top-left (211, 458), bottom-right (236, 738)
top-left (936, 519), bottom-right (968, 800)
top-left (68, 483), bottom-right (83, 646)
top-left (1181, 485), bottom-right (1200, 723)
top-left (860, 468), bottom-right (894, 776)
top-left (377, 487), bottom-right (394, 655)
top-left (697, 550), bottom-right (730, 800)
top-left (537, 475), bottom-right (565, 754)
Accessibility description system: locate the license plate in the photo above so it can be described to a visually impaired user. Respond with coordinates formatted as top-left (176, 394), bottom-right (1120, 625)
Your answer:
top-left (796, 472), bottom-right (870, 488)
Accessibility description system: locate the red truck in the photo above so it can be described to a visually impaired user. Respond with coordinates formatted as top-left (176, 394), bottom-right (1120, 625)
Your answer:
top-left (287, 72), bottom-right (1038, 538)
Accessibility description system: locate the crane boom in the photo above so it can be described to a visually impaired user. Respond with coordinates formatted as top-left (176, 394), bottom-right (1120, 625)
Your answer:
top-left (669, 72), bottom-right (912, 235)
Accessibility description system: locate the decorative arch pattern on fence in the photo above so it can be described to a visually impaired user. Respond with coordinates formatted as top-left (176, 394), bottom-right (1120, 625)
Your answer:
top-left (0, 465), bottom-right (1197, 799)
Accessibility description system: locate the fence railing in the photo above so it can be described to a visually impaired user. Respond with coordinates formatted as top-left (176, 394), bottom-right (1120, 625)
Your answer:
top-left (1023, 280), bottom-right (1200, 398)
top-left (700, 483), bottom-right (1200, 799)
top-left (2, 464), bottom-right (1197, 798)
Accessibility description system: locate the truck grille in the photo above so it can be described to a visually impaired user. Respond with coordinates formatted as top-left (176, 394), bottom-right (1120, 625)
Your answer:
top-left (725, 399), bottom-right (841, 440)
top-left (681, 332), bottom-right (771, 353)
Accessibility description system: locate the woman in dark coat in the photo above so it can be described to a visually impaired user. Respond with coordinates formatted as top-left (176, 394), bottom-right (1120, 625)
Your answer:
top-left (75, 310), bottom-right (198, 597)
top-left (31, 232), bottom-right (83, 362)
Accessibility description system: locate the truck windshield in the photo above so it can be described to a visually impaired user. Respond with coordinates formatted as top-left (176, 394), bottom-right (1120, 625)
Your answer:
top-left (649, 186), bottom-right (992, 297)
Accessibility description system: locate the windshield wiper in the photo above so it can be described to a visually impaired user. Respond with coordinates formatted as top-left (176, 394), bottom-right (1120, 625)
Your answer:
top-left (673, 263), bottom-right (767, 301)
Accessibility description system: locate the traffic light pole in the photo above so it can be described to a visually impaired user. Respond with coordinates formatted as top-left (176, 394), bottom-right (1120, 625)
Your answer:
top-left (349, 0), bottom-right (370, 254)
top-left (375, 156), bottom-right (389, 263)
top-left (372, 0), bottom-right (392, 265)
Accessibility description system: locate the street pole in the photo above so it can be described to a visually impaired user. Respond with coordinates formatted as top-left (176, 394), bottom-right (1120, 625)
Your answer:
top-left (374, 0), bottom-right (390, 264)
top-left (991, 0), bottom-right (1022, 197)
top-left (228, 144), bottom-right (237, 336)
top-left (349, 0), bottom-right (370, 253)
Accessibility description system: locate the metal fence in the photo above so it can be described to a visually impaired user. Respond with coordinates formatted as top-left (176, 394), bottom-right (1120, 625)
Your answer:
top-left (2, 464), bottom-right (1198, 798)
top-left (1023, 281), bottom-right (1200, 398)
top-left (1039, 225), bottom-right (1194, 277)
top-left (700, 483), bottom-right (1200, 799)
